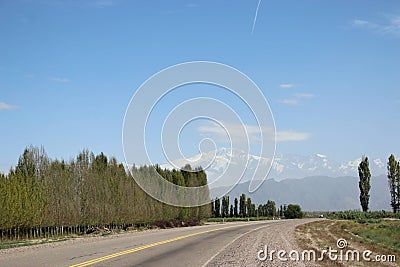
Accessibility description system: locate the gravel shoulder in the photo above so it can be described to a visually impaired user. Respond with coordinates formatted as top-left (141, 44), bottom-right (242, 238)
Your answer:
top-left (206, 218), bottom-right (319, 267)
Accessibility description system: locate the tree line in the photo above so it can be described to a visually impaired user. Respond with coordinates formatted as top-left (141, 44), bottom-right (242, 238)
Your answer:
top-left (0, 146), bottom-right (211, 240)
top-left (211, 194), bottom-right (303, 219)
top-left (358, 154), bottom-right (400, 213)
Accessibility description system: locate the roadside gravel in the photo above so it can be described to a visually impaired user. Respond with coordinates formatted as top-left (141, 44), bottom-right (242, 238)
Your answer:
top-left (206, 218), bottom-right (320, 267)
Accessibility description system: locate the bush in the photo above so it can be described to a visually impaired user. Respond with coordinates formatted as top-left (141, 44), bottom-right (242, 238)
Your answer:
top-left (152, 219), bottom-right (202, 229)
top-left (284, 204), bottom-right (303, 219)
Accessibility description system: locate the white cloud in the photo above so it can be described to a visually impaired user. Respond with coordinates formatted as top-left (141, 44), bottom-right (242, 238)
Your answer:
top-left (280, 92), bottom-right (315, 105)
top-left (352, 16), bottom-right (400, 37)
top-left (294, 93), bottom-right (315, 98)
top-left (382, 16), bottom-right (400, 36)
top-left (49, 77), bottom-right (69, 83)
top-left (352, 19), bottom-right (377, 28)
top-left (276, 130), bottom-right (312, 142)
top-left (279, 98), bottom-right (298, 105)
top-left (197, 121), bottom-right (311, 143)
top-left (0, 102), bottom-right (18, 110)
top-left (279, 83), bottom-right (295, 89)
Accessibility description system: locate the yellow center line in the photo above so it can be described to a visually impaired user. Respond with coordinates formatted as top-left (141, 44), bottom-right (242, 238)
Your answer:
top-left (69, 224), bottom-right (239, 267)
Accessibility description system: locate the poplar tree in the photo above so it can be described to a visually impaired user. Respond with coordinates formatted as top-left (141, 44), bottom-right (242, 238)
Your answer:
top-left (239, 193), bottom-right (246, 217)
top-left (234, 197), bottom-right (238, 217)
top-left (358, 156), bottom-right (371, 212)
top-left (247, 198), bottom-right (252, 217)
top-left (388, 154), bottom-right (400, 213)
top-left (214, 198), bottom-right (220, 217)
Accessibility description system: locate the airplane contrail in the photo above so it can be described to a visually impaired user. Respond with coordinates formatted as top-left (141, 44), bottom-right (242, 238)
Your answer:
top-left (251, 0), bottom-right (262, 34)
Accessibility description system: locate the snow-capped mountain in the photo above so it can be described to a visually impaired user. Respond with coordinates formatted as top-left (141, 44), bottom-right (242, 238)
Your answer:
top-left (161, 147), bottom-right (386, 186)
top-left (272, 153), bottom-right (386, 179)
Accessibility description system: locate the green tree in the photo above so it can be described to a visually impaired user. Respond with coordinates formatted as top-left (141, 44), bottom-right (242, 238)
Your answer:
top-left (214, 198), bottom-right (220, 217)
top-left (246, 197), bottom-right (252, 217)
top-left (234, 197), bottom-right (238, 217)
top-left (221, 196), bottom-right (226, 217)
top-left (221, 196), bottom-right (229, 218)
top-left (397, 162), bottom-right (400, 213)
top-left (0, 146), bottom-right (213, 240)
top-left (387, 154), bottom-right (399, 213)
top-left (257, 204), bottom-right (264, 217)
top-left (284, 204), bottom-right (303, 219)
top-left (266, 200), bottom-right (276, 217)
top-left (239, 193), bottom-right (246, 217)
top-left (229, 204), bottom-right (234, 217)
top-left (358, 156), bottom-right (371, 212)
top-left (211, 199), bottom-right (216, 217)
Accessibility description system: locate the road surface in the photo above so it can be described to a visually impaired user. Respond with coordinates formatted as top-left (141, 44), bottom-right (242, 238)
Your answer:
top-left (0, 219), bottom-right (317, 267)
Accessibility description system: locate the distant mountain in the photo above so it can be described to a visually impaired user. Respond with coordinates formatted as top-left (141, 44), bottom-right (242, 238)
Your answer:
top-left (160, 148), bottom-right (391, 211)
top-left (271, 153), bottom-right (385, 180)
top-left (161, 147), bottom-right (386, 186)
top-left (210, 175), bottom-right (391, 211)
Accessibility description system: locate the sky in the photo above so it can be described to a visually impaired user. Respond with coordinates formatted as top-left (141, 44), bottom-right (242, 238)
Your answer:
top-left (1, 0), bottom-right (400, 173)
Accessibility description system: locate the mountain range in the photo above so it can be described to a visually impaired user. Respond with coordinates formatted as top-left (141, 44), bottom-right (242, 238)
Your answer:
top-left (161, 147), bottom-right (386, 184)
top-left (210, 175), bottom-right (390, 211)
top-left (161, 148), bottom-right (391, 211)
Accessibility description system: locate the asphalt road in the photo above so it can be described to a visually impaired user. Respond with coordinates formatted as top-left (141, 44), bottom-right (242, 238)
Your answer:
top-left (0, 220), bottom-right (312, 267)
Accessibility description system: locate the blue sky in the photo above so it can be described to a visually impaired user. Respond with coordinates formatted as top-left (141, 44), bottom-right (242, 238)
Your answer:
top-left (1, 0), bottom-right (400, 172)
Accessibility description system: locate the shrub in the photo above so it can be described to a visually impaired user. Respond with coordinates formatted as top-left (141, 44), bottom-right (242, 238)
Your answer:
top-left (284, 204), bottom-right (303, 219)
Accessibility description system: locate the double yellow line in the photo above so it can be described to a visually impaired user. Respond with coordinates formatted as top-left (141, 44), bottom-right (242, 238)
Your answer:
top-left (70, 224), bottom-right (237, 267)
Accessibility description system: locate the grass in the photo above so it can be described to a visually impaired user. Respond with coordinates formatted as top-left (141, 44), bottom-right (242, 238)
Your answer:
top-left (296, 219), bottom-right (399, 266)
top-left (353, 220), bottom-right (400, 253)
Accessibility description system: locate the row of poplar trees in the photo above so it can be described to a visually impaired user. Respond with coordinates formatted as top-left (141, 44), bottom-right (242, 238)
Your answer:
top-left (0, 146), bottom-right (211, 240)
top-left (388, 154), bottom-right (400, 213)
top-left (211, 194), bottom-right (277, 218)
top-left (358, 154), bottom-right (400, 213)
